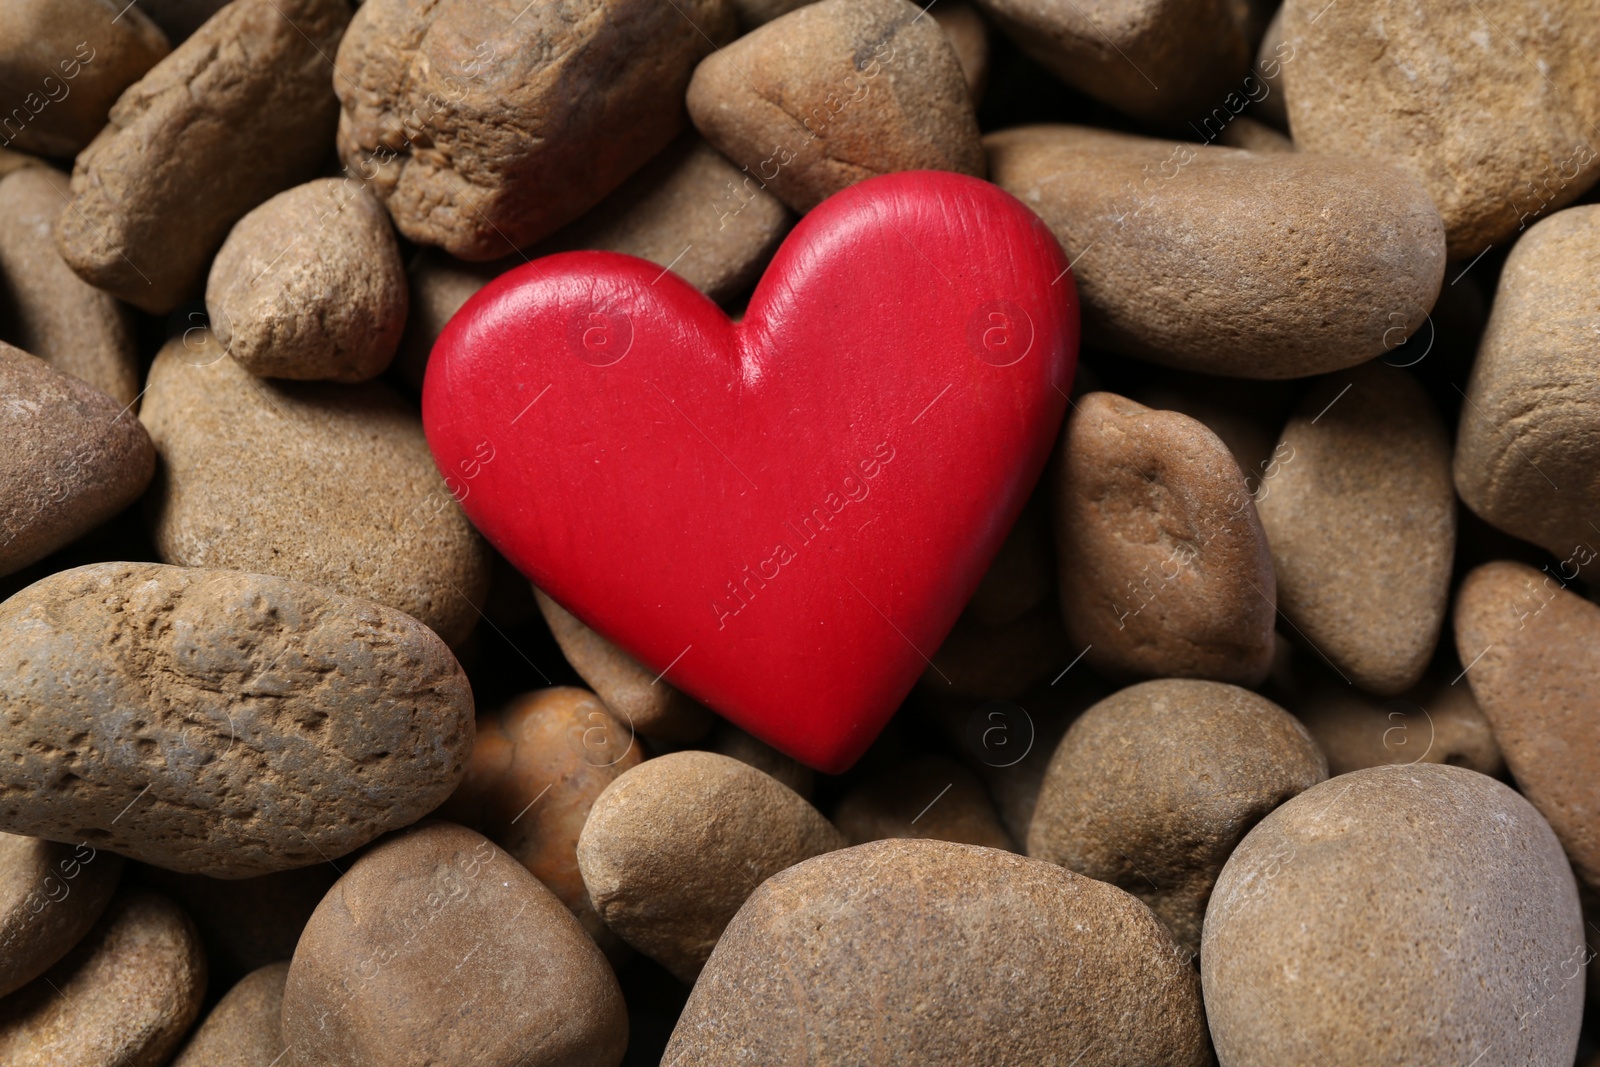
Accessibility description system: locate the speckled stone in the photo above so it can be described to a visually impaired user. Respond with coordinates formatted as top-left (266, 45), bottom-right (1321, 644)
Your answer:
top-left (440, 687), bottom-right (642, 955)
top-left (986, 126), bottom-right (1446, 378)
top-left (1455, 561), bottom-right (1600, 887)
top-left (0, 891), bottom-right (206, 1067)
top-left (140, 331), bottom-right (492, 647)
top-left (1029, 679), bottom-right (1325, 952)
top-left (0, 562), bottom-right (474, 878)
top-left (0, 168), bottom-right (140, 405)
top-left (282, 823), bottom-right (626, 1067)
top-left (1282, 0), bottom-right (1600, 258)
top-left (0, 834), bottom-right (122, 998)
top-left (687, 0), bottom-right (984, 214)
top-left (932, 0), bottom-right (989, 101)
top-left (1257, 362), bottom-right (1455, 695)
top-left (577, 751), bottom-right (844, 983)
top-left (1055, 391), bottom-right (1276, 685)
top-left (1292, 674), bottom-right (1504, 778)
top-left (169, 961), bottom-right (288, 1067)
top-left (664, 839), bottom-right (1213, 1065)
top-left (834, 752), bottom-right (1014, 850)
top-left (1454, 206), bottom-right (1600, 560)
top-left (534, 590), bottom-right (712, 741)
top-left (1203, 764), bottom-right (1585, 1065)
top-left (0, 342), bottom-right (154, 577)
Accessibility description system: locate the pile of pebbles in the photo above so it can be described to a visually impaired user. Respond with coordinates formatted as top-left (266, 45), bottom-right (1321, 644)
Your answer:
top-left (2, 0), bottom-right (1598, 1063)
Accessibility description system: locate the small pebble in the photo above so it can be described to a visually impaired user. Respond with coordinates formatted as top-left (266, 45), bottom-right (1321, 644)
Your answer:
top-left (55, 0), bottom-right (348, 312)
top-left (207, 178), bottom-right (407, 383)
top-left (0, 562), bottom-right (474, 877)
top-left (1455, 560), bottom-right (1600, 888)
top-left (664, 839), bottom-right (1212, 1065)
top-left (834, 752), bottom-right (1014, 850)
top-left (576, 750), bottom-right (844, 982)
top-left (1029, 679), bottom-right (1326, 952)
top-left (0, 891), bottom-right (206, 1067)
top-left (687, 0), bottom-right (984, 214)
top-left (0, 341), bottom-right (154, 577)
top-left (1257, 362), bottom-right (1455, 695)
top-left (282, 822), bottom-right (627, 1067)
top-left (1203, 764), bottom-right (1585, 1065)
top-left (169, 961), bottom-right (288, 1067)
top-left (0, 833), bottom-right (122, 998)
top-left (1056, 391), bottom-right (1276, 685)
top-left (986, 125), bottom-right (1446, 378)
top-left (1292, 673), bottom-right (1504, 778)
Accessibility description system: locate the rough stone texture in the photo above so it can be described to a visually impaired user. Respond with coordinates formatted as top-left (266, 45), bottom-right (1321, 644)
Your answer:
top-left (208, 178), bottom-right (407, 383)
top-left (986, 126), bottom-right (1446, 378)
top-left (1455, 561), bottom-right (1600, 888)
top-left (0, 562), bottom-right (474, 878)
top-left (138, 865), bottom-right (338, 989)
top-left (1454, 206), bottom-right (1600, 559)
top-left (54, 0), bottom-right (349, 313)
top-left (973, 0), bottom-right (1251, 122)
top-left (0, 833), bottom-right (122, 998)
top-left (1056, 392), bottom-right (1275, 685)
top-left (140, 331), bottom-right (492, 647)
top-left (687, 0), bottom-right (984, 214)
top-left (0, 0), bottom-right (169, 157)
top-left (334, 0), bottom-right (733, 261)
top-left (0, 342), bottom-right (154, 577)
top-left (664, 839), bottom-right (1213, 1065)
top-left (1292, 675), bottom-right (1504, 778)
top-left (1203, 765), bottom-right (1585, 1065)
top-left (1282, 0), bottom-right (1600, 259)
top-left (924, 599), bottom-right (1065, 699)
top-left (439, 687), bottom-right (642, 955)
top-left (932, 0), bottom-right (988, 101)
top-left (967, 491), bottom-right (1052, 626)
top-left (0, 168), bottom-right (140, 405)
top-left (834, 752), bottom-right (1015, 850)
top-left (535, 589), bottom-right (712, 741)
top-left (0, 891), bottom-right (206, 1067)
top-left (1258, 362), bottom-right (1455, 695)
top-left (282, 822), bottom-right (627, 1067)
top-left (577, 750), bottom-right (844, 983)
top-left (1030, 679), bottom-right (1325, 953)
top-left (170, 961), bottom-right (288, 1067)
top-left (707, 718), bottom-right (815, 799)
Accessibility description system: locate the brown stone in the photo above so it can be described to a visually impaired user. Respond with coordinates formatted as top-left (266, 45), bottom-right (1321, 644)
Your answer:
top-left (1455, 561), bottom-right (1600, 887)
top-left (1055, 391), bottom-right (1275, 685)
top-left (0, 562), bottom-right (474, 878)
top-left (0, 167), bottom-right (139, 405)
top-left (576, 750), bottom-right (844, 983)
top-left (1282, 0), bottom-right (1600, 258)
top-left (973, 0), bottom-right (1251, 122)
top-left (1454, 206), bottom-right (1600, 559)
top-left (986, 125), bottom-right (1446, 378)
top-left (282, 822), bottom-right (626, 1067)
top-left (0, 834), bottom-right (122, 998)
top-left (1250, 5), bottom-right (1290, 128)
top-left (1292, 674), bottom-right (1504, 778)
top-left (439, 687), bottom-right (642, 955)
top-left (140, 331), bottom-right (492, 647)
top-left (664, 839), bottom-right (1213, 1065)
top-left (334, 0), bottom-right (733, 261)
top-left (1203, 765), bottom-right (1585, 1065)
top-left (208, 178), bottom-right (407, 383)
top-left (1215, 116), bottom-right (1294, 153)
top-left (1030, 679), bottom-right (1326, 953)
top-left (0, 342), bottom-right (154, 577)
top-left (170, 961), bottom-right (288, 1067)
top-left (834, 752), bottom-right (1014, 850)
top-left (0, 891), bottom-right (206, 1067)
top-left (706, 717), bottom-right (814, 800)
top-left (535, 589), bottom-right (712, 741)
top-left (932, 0), bottom-right (989, 101)
top-left (1257, 362), bottom-right (1455, 695)
top-left (687, 0), bottom-right (984, 214)
top-left (55, 0), bottom-right (348, 313)
top-left (0, 0), bottom-right (169, 157)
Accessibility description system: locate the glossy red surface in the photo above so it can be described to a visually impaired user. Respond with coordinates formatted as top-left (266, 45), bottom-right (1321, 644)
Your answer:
top-left (423, 170), bottom-right (1078, 772)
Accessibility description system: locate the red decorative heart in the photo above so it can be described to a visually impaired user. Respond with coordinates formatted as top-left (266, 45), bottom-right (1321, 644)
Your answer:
top-left (423, 171), bottom-right (1077, 773)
